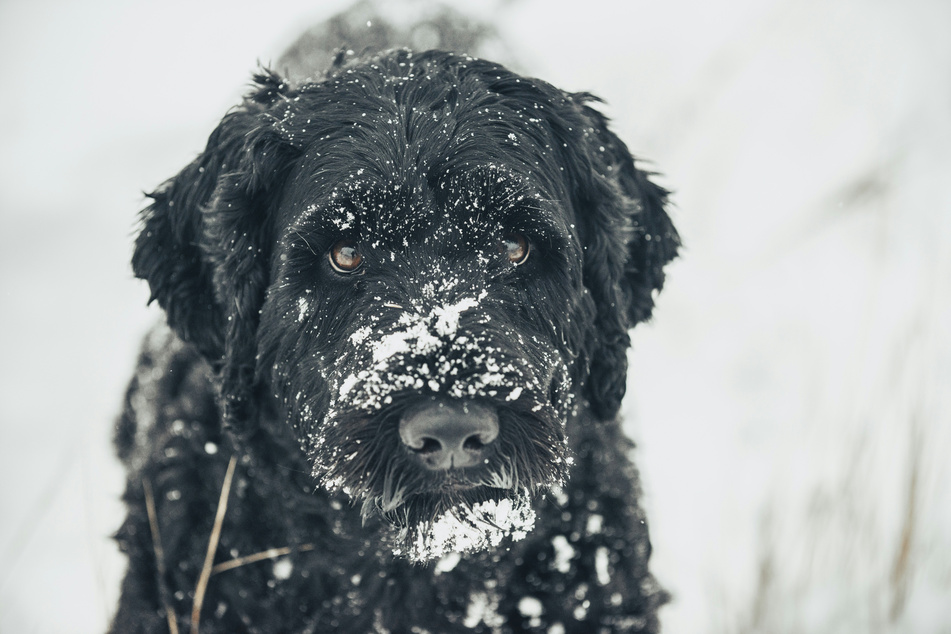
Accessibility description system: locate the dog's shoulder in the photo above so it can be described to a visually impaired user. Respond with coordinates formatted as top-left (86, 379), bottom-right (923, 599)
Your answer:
top-left (114, 320), bottom-right (220, 472)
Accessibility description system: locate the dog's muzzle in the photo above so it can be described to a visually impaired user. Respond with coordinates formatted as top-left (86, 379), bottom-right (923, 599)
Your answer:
top-left (399, 400), bottom-right (499, 470)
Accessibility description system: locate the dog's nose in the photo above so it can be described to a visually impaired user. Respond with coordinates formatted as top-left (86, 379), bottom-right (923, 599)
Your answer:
top-left (399, 401), bottom-right (499, 470)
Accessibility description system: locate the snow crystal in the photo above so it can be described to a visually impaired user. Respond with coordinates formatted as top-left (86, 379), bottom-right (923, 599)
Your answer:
top-left (349, 326), bottom-right (371, 345)
top-left (518, 596), bottom-right (543, 618)
top-left (585, 513), bottom-right (603, 535)
top-left (370, 316), bottom-right (440, 364)
top-left (463, 592), bottom-right (503, 629)
top-left (297, 297), bottom-right (310, 322)
top-left (272, 558), bottom-right (293, 580)
top-left (434, 551), bottom-right (461, 574)
top-left (432, 293), bottom-right (484, 337)
top-left (339, 374), bottom-right (359, 398)
top-left (551, 535), bottom-right (574, 573)
top-left (549, 485), bottom-right (569, 507)
top-left (595, 546), bottom-right (611, 586)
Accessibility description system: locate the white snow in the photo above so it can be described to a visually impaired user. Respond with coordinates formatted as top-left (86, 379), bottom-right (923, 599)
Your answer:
top-left (594, 546), bottom-right (611, 586)
top-left (403, 494), bottom-right (536, 562)
top-left (433, 551), bottom-right (461, 574)
top-left (463, 591), bottom-right (503, 629)
top-left (517, 596), bottom-right (543, 617)
top-left (331, 288), bottom-right (546, 416)
top-left (432, 293), bottom-right (484, 337)
top-left (2, 0), bottom-right (949, 632)
top-left (550, 535), bottom-right (574, 574)
top-left (296, 296), bottom-right (310, 322)
top-left (585, 513), bottom-right (603, 535)
top-left (272, 558), bottom-right (294, 580)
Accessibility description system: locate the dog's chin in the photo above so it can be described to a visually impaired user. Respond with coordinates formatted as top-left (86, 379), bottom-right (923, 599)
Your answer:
top-left (373, 486), bottom-right (537, 563)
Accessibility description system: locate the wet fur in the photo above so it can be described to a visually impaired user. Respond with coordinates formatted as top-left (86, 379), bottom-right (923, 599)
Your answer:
top-left (113, 48), bottom-right (678, 633)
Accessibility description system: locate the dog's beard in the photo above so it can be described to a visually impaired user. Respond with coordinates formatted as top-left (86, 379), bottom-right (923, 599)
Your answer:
top-left (316, 438), bottom-right (561, 561)
top-left (391, 488), bottom-right (537, 563)
top-left (308, 405), bottom-right (569, 561)
top-left (366, 457), bottom-right (540, 562)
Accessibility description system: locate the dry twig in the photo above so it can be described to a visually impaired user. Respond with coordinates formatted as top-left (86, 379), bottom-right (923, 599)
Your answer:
top-left (211, 543), bottom-right (316, 575)
top-left (191, 455), bottom-right (238, 634)
top-left (143, 478), bottom-right (180, 634)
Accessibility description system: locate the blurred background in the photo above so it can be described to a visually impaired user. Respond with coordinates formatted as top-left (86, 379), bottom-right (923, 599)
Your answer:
top-left (1, 0), bottom-right (948, 631)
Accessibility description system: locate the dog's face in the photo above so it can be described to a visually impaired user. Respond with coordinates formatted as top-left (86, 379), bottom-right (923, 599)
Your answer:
top-left (133, 50), bottom-right (678, 560)
top-left (259, 123), bottom-right (587, 558)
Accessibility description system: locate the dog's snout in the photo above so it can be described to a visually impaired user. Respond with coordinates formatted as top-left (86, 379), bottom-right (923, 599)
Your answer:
top-left (399, 401), bottom-right (499, 470)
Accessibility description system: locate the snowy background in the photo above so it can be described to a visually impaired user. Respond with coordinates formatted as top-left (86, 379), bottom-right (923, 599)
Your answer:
top-left (1, 0), bottom-right (949, 631)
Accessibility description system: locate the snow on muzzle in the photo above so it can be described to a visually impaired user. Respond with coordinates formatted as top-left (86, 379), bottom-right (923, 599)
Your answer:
top-left (328, 291), bottom-right (566, 416)
top-left (311, 291), bottom-right (572, 492)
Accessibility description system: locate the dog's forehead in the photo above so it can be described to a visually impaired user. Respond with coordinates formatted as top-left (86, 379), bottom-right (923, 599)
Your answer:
top-left (287, 164), bottom-right (557, 247)
top-left (273, 53), bottom-right (577, 245)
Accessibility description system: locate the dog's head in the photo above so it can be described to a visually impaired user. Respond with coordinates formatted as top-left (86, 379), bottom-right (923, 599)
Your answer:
top-left (134, 50), bottom-right (678, 559)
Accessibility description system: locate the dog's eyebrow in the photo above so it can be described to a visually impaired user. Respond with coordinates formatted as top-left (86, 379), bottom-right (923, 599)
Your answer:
top-left (437, 164), bottom-right (547, 212)
top-left (287, 177), bottom-right (381, 234)
top-left (284, 167), bottom-right (571, 254)
top-left (438, 167), bottom-right (571, 238)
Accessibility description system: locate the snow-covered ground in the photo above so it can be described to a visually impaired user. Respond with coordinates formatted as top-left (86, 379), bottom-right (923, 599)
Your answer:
top-left (1, 0), bottom-right (948, 631)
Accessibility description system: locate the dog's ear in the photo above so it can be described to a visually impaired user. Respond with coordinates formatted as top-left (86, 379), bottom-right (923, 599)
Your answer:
top-left (132, 71), bottom-right (300, 435)
top-left (562, 97), bottom-right (680, 420)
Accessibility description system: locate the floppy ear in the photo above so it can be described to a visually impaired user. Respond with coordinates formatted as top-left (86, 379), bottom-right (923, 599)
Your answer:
top-left (132, 71), bottom-right (300, 436)
top-left (563, 97), bottom-right (680, 420)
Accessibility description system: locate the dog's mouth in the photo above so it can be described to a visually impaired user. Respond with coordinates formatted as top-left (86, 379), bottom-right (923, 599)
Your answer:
top-left (360, 461), bottom-right (519, 516)
top-left (329, 455), bottom-right (542, 562)
top-left (442, 480), bottom-right (480, 492)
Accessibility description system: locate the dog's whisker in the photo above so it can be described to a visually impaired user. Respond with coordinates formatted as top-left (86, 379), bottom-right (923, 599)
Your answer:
top-left (360, 496), bottom-right (376, 524)
top-left (292, 229), bottom-right (317, 256)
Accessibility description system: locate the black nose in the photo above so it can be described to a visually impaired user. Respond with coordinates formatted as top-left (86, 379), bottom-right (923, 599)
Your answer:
top-left (399, 400), bottom-right (499, 470)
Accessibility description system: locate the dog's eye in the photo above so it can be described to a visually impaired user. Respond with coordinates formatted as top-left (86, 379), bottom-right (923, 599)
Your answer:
top-left (501, 233), bottom-right (530, 266)
top-left (328, 239), bottom-right (363, 273)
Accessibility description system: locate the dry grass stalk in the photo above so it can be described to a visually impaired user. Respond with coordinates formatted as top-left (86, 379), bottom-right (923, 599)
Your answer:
top-left (143, 478), bottom-right (180, 634)
top-left (890, 424), bottom-right (920, 622)
top-left (191, 455), bottom-right (238, 634)
top-left (211, 544), bottom-right (316, 575)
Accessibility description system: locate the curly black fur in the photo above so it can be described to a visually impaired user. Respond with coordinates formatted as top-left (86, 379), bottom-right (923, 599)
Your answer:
top-left (113, 41), bottom-right (678, 634)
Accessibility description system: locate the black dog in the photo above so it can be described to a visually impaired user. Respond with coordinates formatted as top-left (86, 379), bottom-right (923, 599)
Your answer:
top-left (111, 29), bottom-right (678, 634)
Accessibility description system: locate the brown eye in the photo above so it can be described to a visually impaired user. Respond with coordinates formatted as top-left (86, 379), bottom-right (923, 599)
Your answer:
top-left (328, 239), bottom-right (363, 273)
top-left (501, 233), bottom-right (530, 265)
